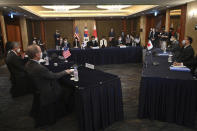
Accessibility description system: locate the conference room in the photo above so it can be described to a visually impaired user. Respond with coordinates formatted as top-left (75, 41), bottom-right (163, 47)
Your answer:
top-left (0, 0), bottom-right (197, 131)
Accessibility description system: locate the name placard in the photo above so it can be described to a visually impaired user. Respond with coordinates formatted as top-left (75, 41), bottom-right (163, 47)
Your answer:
top-left (85, 63), bottom-right (95, 69)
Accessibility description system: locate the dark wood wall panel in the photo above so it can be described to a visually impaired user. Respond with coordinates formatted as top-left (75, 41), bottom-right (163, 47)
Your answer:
top-left (96, 19), bottom-right (122, 40)
top-left (34, 21), bottom-right (41, 39)
top-left (44, 20), bottom-right (73, 49)
top-left (26, 19), bottom-right (33, 45)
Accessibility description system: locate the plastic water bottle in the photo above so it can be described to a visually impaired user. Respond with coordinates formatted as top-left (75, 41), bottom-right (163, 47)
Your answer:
top-left (74, 67), bottom-right (79, 82)
top-left (45, 56), bottom-right (49, 65)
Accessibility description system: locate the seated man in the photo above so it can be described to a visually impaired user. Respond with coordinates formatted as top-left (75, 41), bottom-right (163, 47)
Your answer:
top-left (173, 36), bottom-right (194, 68)
top-left (62, 38), bottom-right (70, 49)
top-left (5, 42), bottom-right (30, 97)
top-left (117, 36), bottom-right (124, 45)
top-left (25, 44), bottom-right (73, 127)
top-left (168, 35), bottom-right (181, 59)
top-left (87, 36), bottom-right (99, 48)
top-left (99, 36), bottom-right (107, 48)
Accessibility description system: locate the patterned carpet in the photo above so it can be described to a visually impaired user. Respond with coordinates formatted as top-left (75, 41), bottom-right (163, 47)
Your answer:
top-left (0, 63), bottom-right (196, 131)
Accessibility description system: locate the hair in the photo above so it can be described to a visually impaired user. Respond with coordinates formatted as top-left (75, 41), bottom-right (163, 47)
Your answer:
top-left (91, 36), bottom-right (95, 39)
top-left (186, 36), bottom-right (193, 44)
top-left (10, 42), bottom-right (19, 50)
top-left (63, 37), bottom-right (67, 41)
top-left (170, 28), bottom-right (174, 31)
top-left (171, 35), bottom-right (177, 40)
top-left (26, 44), bottom-right (40, 59)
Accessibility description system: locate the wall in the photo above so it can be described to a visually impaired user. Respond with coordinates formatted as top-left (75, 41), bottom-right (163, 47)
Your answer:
top-left (96, 19), bottom-right (122, 40)
top-left (74, 19), bottom-right (95, 42)
top-left (185, 1), bottom-right (197, 54)
top-left (44, 20), bottom-right (73, 49)
top-left (26, 18), bottom-right (141, 49)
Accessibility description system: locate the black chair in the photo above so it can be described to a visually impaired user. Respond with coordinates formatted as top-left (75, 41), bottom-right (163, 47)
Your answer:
top-left (27, 75), bottom-right (68, 128)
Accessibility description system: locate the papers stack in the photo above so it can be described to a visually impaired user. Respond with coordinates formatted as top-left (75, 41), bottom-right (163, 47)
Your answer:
top-left (170, 65), bottom-right (191, 72)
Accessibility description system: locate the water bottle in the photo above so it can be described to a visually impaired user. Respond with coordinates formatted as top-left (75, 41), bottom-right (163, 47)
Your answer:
top-left (74, 67), bottom-right (79, 82)
top-left (45, 56), bottom-right (49, 65)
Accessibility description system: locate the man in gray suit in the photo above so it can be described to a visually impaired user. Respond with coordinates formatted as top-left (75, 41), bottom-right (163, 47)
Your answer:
top-left (25, 44), bottom-right (73, 127)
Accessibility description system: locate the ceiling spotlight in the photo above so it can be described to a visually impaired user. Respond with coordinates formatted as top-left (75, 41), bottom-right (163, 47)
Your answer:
top-left (42, 5), bottom-right (80, 12)
top-left (154, 11), bottom-right (158, 16)
top-left (97, 5), bottom-right (131, 10)
top-left (3, 6), bottom-right (7, 9)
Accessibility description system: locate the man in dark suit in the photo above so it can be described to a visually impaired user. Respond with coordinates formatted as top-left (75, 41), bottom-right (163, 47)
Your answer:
top-left (54, 30), bottom-right (60, 47)
top-left (87, 36), bottom-right (99, 48)
top-left (149, 28), bottom-right (159, 48)
top-left (25, 44), bottom-right (73, 127)
top-left (173, 36), bottom-right (194, 68)
top-left (5, 42), bottom-right (29, 97)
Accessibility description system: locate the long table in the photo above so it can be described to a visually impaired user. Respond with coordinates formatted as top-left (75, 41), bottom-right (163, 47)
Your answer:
top-left (45, 60), bottom-right (124, 131)
top-left (138, 49), bottom-right (197, 126)
top-left (47, 46), bottom-right (142, 65)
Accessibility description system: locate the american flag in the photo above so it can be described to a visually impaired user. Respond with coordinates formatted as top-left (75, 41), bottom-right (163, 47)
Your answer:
top-left (62, 48), bottom-right (71, 59)
top-left (74, 26), bottom-right (80, 40)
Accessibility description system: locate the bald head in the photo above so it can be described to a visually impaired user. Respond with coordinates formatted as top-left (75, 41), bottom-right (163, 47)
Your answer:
top-left (26, 44), bottom-right (41, 60)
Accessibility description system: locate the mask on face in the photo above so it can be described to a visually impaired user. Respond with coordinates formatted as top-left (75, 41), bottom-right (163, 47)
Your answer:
top-left (40, 52), bottom-right (43, 59)
top-left (170, 38), bottom-right (174, 42)
top-left (16, 48), bottom-right (20, 53)
top-left (182, 40), bottom-right (186, 46)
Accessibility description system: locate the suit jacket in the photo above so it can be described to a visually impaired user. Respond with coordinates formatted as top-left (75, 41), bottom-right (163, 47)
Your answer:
top-left (87, 40), bottom-right (99, 48)
top-left (6, 51), bottom-right (26, 79)
top-left (54, 33), bottom-right (60, 46)
top-left (25, 60), bottom-right (68, 106)
top-left (61, 42), bottom-right (70, 48)
top-left (100, 39), bottom-right (107, 48)
top-left (177, 45), bottom-right (194, 67)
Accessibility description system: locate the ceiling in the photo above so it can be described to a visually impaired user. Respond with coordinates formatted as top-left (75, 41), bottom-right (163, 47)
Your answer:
top-left (0, 0), bottom-right (195, 5)
top-left (19, 5), bottom-right (157, 18)
top-left (0, 0), bottom-right (196, 19)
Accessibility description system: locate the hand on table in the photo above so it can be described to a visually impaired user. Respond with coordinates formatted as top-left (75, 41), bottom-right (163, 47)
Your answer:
top-left (65, 69), bottom-right (73, 74)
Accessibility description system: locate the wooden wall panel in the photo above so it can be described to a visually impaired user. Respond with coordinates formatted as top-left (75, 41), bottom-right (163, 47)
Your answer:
top-left (34, 21), bottom-right (41, 39)
top-left (180, 4), bottom-right (187, 43)
top-left (96, 19), bottom-right (122, 40)
top-left (26, 19), bottom-right (33, 45)
top-left (44, 20), bottom-right (73, 49)
top-left (6, 25), bottom-right (22, 48)
top-left (74, 19), bottom-right (95, 43)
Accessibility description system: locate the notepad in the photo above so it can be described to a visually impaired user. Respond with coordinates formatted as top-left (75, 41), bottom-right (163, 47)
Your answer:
top-left (157, 53), bottom-right (169, 56)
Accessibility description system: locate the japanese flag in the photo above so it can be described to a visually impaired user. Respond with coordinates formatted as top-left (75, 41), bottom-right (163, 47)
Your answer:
top-left (147, 40), bottom-right (153, 50)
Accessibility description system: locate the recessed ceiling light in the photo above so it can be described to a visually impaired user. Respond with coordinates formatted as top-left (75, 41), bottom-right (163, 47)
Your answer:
top-left (3, 6), bottom-right (7, 9)
top-left (166, 6), bottom-right (170, 8)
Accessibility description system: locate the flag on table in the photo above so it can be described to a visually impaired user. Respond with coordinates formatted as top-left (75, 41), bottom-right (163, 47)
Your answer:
top-left (93, 24), bottom-right (98, 41)
top-left (147, 40), bottom-right (153, 50)
top-left (84, 26), bottom-right (89, 44)
top-left (62, 48), bottom-right (71, 59)
top-left (74, 26), bottom-right (80, 41)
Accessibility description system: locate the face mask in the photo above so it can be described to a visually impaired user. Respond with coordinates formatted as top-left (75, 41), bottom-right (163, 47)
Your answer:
top-left (64, 41), bottom-right (67, 43)
top-left (16, 48), bottom-right (20, 53)
top-left (92, 40), bottom-right (95, 42)
top-left (182, 40), bottom-right (186, 45)
top-left (40, 52), bottom-right (43, 59)
top-left (170, 38), bottom-right (174, 42)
